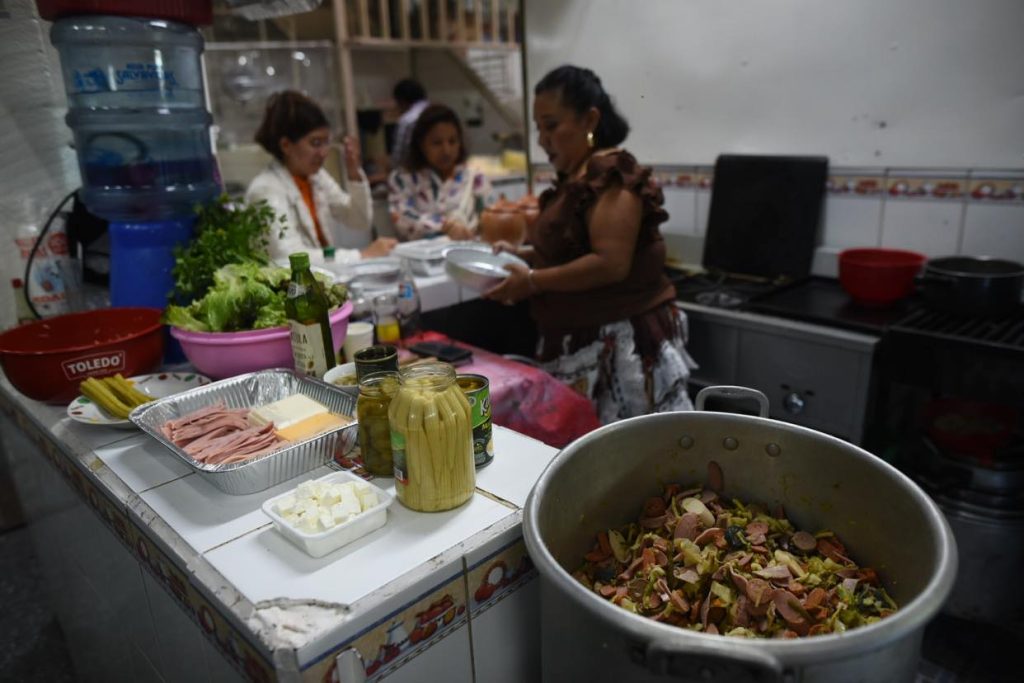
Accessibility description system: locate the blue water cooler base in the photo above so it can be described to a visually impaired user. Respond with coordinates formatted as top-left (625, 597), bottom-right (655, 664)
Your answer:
top-left (108, 218), bottom-right (194, 308)
top-left (108, 218), bottom-right (194, 365)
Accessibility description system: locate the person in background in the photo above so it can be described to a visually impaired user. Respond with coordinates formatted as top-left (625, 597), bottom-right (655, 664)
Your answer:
top-left (483, 65), bottom-right (696, 422)
top-left (387, 104), bottom-right (494, 242)
top-left (390, 78), bottom-right (430, 169)
top-left (246, 90), bottom-right (396, 264)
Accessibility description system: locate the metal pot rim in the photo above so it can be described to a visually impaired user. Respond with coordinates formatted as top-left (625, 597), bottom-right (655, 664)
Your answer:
top-left (524, 411), bottom-right (958, 665)
top-left (925, 256), bottom-right (1024, 279)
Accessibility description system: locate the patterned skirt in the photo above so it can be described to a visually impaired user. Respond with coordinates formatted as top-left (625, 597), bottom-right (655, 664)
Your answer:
top-left (538, 303), bottom-right (697, 424)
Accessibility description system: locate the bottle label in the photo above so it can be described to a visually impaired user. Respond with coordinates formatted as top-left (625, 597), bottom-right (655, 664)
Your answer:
top-left (287, 282), bottom-right (306, 297)
top-left (289, 321), bottom-right (330, 378)
top-left (390, 430), bottom-right (408, 484)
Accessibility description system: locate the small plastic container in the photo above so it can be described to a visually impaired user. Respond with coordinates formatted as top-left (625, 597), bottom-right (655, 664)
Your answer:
top-left (261, 471), bottom-right (394, 558)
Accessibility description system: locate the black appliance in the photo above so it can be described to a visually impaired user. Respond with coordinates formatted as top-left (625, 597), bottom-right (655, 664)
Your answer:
top-left (671, 154), bottom-right (829, 308)
top-left (869, 303), bottom-right (1024, 624)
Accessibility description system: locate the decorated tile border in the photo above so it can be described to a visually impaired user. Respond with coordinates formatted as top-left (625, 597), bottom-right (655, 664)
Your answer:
top-left (529, 164), bottom-right (1024, 203)
top-left (302, 571), bottom-right (470, 683)
top-left (0, 397), bottom-right (278, 683)
top-left (965, 174), bottom-right (1024, 202)
top-left (884, 173), bottom-right (967, 201)
top-left (826, 171), bottom-right (886, 197)
top-left (466, 536), bottom-right (537, 616)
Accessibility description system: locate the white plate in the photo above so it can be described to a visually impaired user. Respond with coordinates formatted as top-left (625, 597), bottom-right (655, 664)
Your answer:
top-left (323, 362), bottom-right (358, 389)
top-left (67, 372), bottom-right (212, 429)
top-left (445, 248), bottom-right (529, 292)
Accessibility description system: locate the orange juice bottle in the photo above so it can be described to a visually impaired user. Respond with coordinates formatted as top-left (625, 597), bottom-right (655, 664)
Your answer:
top-left (373, 293), bottom-right (401, 344)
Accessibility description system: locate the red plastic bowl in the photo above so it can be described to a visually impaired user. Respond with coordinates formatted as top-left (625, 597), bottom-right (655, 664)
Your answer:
top-left (0, 307), bottom-right (164, 404)
top-left (170, 301), bottom-right (353, 380)
top-left (839, 248), bottom-right (927, 305)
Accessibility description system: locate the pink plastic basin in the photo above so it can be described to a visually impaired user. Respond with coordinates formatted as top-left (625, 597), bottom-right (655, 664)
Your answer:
top-left (170, 301), bottom-right (353, 379)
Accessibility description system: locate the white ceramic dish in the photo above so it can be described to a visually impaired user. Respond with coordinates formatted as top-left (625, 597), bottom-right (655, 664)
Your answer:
top-left (445, 248), bottom-right (529, 292)
top-left (394, 238), bottom-right (489, 276)
top-left (261, 470), bottom-right (393, 557)
top-left (67, 372), bottom-right (211, 429)
top-left (334, 257), bottom-right (403, 287)
top-left (323, 362), bottom-right (358, 389)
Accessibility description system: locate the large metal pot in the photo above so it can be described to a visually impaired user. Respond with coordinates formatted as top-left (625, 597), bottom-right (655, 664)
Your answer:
top-left (524, 387), bottom-right (957, 683)
top-left (921, 256), bottom-right (1024, 317)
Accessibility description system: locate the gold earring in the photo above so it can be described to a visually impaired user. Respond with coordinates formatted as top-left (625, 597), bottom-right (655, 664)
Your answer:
top-left (586, 131), bottom-right (595, 148)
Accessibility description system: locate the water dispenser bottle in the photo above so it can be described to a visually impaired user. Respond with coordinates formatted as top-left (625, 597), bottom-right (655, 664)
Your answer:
top-left (50, 14), bottom-right (206, 110)
top-left (67, 107), bottom-right (219, 221)
top-left (52, 15), bottom-right (219, 222)
top-left (50, 13), bottom-right (220, 313)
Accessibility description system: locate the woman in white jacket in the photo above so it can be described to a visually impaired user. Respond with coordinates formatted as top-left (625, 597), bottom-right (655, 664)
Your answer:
top-left (246, 91), bottom-right (396, 265)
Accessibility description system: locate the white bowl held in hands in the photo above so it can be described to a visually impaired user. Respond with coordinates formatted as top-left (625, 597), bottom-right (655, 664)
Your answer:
top-left (445, 248), bottom-right (529, 292)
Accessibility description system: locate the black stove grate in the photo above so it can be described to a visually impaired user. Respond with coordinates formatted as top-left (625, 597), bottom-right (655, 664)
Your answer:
top-left (891, 307), bottom-right (1024, 353)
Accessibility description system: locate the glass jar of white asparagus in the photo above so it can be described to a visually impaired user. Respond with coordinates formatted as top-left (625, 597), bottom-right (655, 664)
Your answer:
top-left (388, 362), bottom-right (475, 512)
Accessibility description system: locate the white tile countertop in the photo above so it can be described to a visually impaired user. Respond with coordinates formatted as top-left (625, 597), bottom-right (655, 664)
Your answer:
top-left (0, 373), bottom-right (559, 679)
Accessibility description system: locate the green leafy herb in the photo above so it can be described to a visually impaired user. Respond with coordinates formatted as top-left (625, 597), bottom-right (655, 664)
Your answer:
top-left (170, 196), bottom-right (283, 303)
top-left (163, 262), bottom-right (348, 333)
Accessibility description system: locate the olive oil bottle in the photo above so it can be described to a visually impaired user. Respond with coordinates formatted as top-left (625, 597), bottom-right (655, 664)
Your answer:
top-left (286, 252), bottom-right (336, 378)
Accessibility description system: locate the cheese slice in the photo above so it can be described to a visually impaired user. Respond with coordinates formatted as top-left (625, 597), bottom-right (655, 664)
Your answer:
top-left (276, 412), bottom-right (351, 442)
top-left (249, 394), bottom-right (329, 431)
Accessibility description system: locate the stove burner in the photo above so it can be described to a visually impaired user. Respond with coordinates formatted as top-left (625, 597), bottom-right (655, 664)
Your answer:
top-left (891, 307), bottom-right (1024, 354)
top-left (695, 290), bottom-right (744, 308)
top-left (668, 269), bottom-right (785, 309)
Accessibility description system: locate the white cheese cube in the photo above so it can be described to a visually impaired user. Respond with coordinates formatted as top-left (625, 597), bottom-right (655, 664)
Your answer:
top-left (296, 481), bottom-right (316, 499)
top-left (312, 481), bottom-right (329, 500)
top-left (299, 500), bottom-right (319, 520)
top-left (330, 503), bottom-right (351, 525)
top-left (275, 495), bottom-right (297, 515)
top-left (282, 512), bottom-right (299, 525)
top-left (297, 515), bottom-right (318, 533)
top-left (338, 489), bottom-right (361, 517)
top-left (354, 481), bottom-right (372, 495)
top-left (318, 510), bottom-right (335, 531)
top-left (321, 484), bottom-right (342, 506)
top-left (357, 488), bottom-right (378, 510)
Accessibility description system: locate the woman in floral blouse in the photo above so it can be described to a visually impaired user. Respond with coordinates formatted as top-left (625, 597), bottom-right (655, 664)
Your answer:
top-left (387, 104), bottom-right (494, 241)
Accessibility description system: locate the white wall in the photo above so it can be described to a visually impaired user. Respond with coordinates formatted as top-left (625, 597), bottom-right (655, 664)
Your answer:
top-left (0, 0), bottom-right (80, 329)
top-left (525, 0), bottom-right (1024, 168)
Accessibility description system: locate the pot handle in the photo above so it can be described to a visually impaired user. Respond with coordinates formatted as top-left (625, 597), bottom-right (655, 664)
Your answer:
top-left (644, 637), bottom-right (784, 682)
top-left (695, 385), bottom-right (770, 418)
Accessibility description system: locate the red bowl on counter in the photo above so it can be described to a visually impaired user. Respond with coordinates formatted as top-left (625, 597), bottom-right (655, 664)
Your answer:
top-left (0, 307), bottom-right (164, 404)
top-left (170, 301), bottom-right (353, 380)
top-left (839, 248), bottom-right (927, 305)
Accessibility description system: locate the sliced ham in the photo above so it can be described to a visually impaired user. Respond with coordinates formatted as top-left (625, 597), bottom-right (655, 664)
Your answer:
top-left (161, 403), bottom-right (285, 467)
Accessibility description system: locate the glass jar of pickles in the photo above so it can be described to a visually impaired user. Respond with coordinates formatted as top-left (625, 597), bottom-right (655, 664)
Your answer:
top-left (388, 362), bottom-right (475, 512)
top-left (356, 371), bottom-right (399, 476)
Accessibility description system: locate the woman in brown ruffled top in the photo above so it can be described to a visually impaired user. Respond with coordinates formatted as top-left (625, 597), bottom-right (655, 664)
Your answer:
top-left (484, 65), bottom-right (695, 422)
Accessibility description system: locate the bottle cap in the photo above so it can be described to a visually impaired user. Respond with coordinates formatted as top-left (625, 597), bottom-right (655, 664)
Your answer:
top-left (322, 246), bottom-right (336, 260)
top-left (289, 252), bottom-right (310, 270)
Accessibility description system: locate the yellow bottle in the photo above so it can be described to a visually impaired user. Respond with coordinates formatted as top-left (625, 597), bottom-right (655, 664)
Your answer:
top-left (373, 293), bottom-right (401, 344)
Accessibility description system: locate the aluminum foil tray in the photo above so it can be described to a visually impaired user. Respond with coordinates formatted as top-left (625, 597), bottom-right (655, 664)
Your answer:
top-left (130, 369), bottom-right (358, 495)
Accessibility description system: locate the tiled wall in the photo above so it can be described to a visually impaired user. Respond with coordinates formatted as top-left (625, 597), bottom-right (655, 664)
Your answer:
top-left (532, 166), bottom-right (1024, 277)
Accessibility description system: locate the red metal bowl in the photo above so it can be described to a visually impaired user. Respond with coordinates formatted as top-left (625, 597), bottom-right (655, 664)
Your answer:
top-left (839, 248), bottom-right (927, 305)
top-left (0, 308), bottom-right (163, 404)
